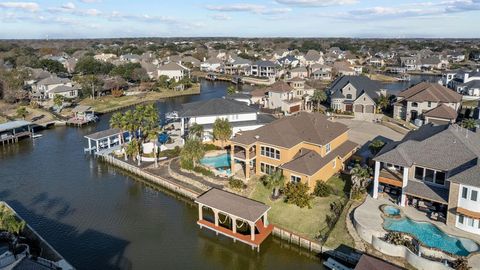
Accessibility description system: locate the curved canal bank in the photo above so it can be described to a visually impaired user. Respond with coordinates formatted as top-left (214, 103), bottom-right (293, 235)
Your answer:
top-left (0, 80), bottom-right (324, 270)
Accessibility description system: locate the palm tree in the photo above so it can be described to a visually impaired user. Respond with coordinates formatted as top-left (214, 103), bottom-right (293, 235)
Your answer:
top-left (262, 170), bottom-right (285, 198)
top-left (227, 85), bottom-right (237, 95)
top-left (212, 118), bottom-right (232, 148)
top-left (461, 118), bottom-right (477, 131)
top-left (189, 123), bottom-right (204, 139)
top-left (310, 90), bottom-right (327, 112)
top-left (350, 164), bottom-right (372, 199)
top-left (376, 94), bottom-right (389, 113)
top-left (369, 139), bottom-right (385, 155)
top-left (180, 138), bottom-right (205, 168)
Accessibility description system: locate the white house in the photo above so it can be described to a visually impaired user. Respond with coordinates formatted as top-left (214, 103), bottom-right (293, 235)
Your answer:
top-left (157, 62), bottom-right (190, 82)
top-left (177, 98), bottom-right (275, 143)
top-left (200, 57), bottom-right (223, 72)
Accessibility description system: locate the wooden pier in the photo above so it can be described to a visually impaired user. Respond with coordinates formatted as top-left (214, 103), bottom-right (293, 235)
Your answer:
top-left (0, 120), bottom-right (33, 146)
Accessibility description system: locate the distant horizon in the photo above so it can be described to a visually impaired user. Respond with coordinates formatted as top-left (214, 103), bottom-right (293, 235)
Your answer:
top-left (1, 0), bottom-right (480, 39)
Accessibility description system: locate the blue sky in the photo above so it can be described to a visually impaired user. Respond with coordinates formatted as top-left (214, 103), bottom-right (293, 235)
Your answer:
top-left (0, 0), bottom-right (479, 39)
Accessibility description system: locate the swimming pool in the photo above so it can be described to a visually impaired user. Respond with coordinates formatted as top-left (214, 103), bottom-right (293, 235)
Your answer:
top-left (383, 217), bottom-right (479, 256)
top-left (200, 153), bottom-right (231, 174)
top-left (382, 205), bottom-right (401, 217)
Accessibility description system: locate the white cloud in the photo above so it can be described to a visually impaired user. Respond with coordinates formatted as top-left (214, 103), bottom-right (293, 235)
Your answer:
top-left (275, 0), bottom-right (357, 7)
top-left (206, 3), bottom-right (291, 15)
top-left (62, 2), bottom-right (76, 10)
top-left (0, 2), bottom-right (39, 12)
top-left (210, 14), bottom-right (231, 21)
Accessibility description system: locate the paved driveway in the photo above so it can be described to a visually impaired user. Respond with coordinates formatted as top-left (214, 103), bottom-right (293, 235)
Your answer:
top-left (335, 118), bottom-right (404, 147)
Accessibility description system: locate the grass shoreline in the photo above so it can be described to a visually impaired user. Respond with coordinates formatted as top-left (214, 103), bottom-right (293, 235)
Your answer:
top-left (79, 84), bottom-right (201, 114)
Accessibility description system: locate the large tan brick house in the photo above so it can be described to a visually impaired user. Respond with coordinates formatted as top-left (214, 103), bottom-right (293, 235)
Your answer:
top-left (229, 112), bottom-right (358, 191)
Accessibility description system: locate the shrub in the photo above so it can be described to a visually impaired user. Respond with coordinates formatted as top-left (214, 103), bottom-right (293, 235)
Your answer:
top-left (204, 144), bottom-right (222, 151)
top-left (229, 178), bottom-right (246, 190)
top-left (181, 159), bottom-right (194, 170)
top-left (111, 88), bottom-right (123, 97)
top-left (159, 146), bottom-right (181, 158)
top-left (453, 258), bottom-right (471, 270)
top-left (283, 182), bottom-right (313, 208)
top-left (313, 181), bottom-right (332, 197)
top-left (193, 166), bottom-right (215, 177)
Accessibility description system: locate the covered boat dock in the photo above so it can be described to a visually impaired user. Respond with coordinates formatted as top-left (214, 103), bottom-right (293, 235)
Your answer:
top-left (195, 188), bottom-right (273, 251)
top-left (0, 120), bottom-right (33, 146)
top-left (84, 128), bottom-right (123, 153)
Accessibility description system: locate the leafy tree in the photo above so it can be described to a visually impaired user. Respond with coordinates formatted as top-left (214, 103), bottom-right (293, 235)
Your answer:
top-left (155, 75), bottom-right (171, 89)
top-left (188, 123), bottom-right (204, 139)
top-left (75, 56), bottom-right (113, 75)
top-left (283, 182), bottom-right (313, 208)
top-left (261, 169), bottom-right (284, 197)
top-left (53, 94), bottom-right (64, 108)
top-left (180, 138), bottom-right (205, 168)
top-left (212, 118), bottom-right (232, 148)
top-left (368, 139), bottom-right (385, 155)
top-left (37, 59), bottom-right (67, 74)
top-left (110, 63), bottom-right (146, 82)
top-left (16, 107), bottom-right (28, 119)
top-left (0, 69), bottom-right (30, 103)
top-left (461, 118), bottom-right (477, 131)
top-left (313, 181), bottom-right (333, 197)
top-left (74, 75), bottom-right (103, 98)
top-left (376, 94), bottom-right (390, 113)
top-left (311, 90), bottom-right (327, 111)
top-left (227, 85), bottom-right (237, 95)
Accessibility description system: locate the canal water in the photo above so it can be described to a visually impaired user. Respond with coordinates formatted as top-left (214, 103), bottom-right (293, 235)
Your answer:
top-left (0, 80), bottom-right (323, 270)
top-left (0, 76), bottom-right (436, 269)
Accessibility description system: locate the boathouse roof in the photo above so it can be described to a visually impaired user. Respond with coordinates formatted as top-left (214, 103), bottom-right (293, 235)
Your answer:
top-left (85, 128), bottom-right (121, 140)
top-left (0, 120), bottom-right (32, 133)
top-left (195, 188), bottom-right (270, 223)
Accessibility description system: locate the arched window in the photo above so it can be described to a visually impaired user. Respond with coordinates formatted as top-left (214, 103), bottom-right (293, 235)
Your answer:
top-left (412, 102), bottom-right (418, 107)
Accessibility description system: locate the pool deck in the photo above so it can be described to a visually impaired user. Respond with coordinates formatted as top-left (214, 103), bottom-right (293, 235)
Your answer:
top-left (355, 194), bottom-right (480, 267)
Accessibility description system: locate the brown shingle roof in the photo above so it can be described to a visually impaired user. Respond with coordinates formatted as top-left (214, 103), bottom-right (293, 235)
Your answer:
top-left (195, 188), bottom-right (270, 223)
top-left (424, 103), bottom-right (458, 120)
top-left (280, 140), bottom-right (358, 176)
top-left (264, 81), bottom-right (293, 93)
top-left (231, 112), bottom-right (349, 148)
top-left (397, 82), bottom-right (462, 103)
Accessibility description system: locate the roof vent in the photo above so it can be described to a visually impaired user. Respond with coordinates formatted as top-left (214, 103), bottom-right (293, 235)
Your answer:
top-left (255, 135), bottom-right (260, 140)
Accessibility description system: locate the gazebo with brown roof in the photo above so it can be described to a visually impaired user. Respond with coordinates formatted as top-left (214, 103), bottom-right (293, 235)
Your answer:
top-left (195, 188), bottom-right (273, 251)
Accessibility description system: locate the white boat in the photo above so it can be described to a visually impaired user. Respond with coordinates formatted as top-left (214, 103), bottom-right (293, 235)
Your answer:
top-left (32, 134), bottom-right (43, 139)
top-left (165, 111), bottom-right (178, 120)
top-left (323, 258), bottom-right (352, 270)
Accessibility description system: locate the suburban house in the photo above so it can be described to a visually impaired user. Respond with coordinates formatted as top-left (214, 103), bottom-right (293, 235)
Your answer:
top-left (34, 76), bottom-right (78, 100)
top-left (200, 57), bottom-right (223, 72)
top-left (443, 69), bottom-right (480, 97)
top-left (373, 123), bottom-right (480, 235)
top-left (254, 79), bottom-right (314, 114)
top-left (288, 67), bottom-right (308, 79)
top-left (276, 55), bottom-right (300, 68)
top-left (393, 82), bottom-right (462, 125)
top-left (304, 50), bottom-right (324, 66)
top-left (311, 64), bottom-right (332, 81)
top-left (177, 98), bottom-right (275, 143)
top-left (400, 56), bottom-right (419, 71)
top-left (120, 54), bottom-right (141, 63)
top-left (157, 62), bottom-right (190, 82)
top-left (333, 61), bottom-right (359, 76)
top-left (328, 75), bottom-right (386, 120)
top-left (229, 112), bottom-right (358, 191)
top-left (94, 53), bottom-right (117, 62)
top-left (251, 61), bottom-right (277, 78)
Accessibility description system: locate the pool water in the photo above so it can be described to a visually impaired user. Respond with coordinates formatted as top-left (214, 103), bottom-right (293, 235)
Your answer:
top-left (200, 153), bottom-right (231, 174)
top-left (383, 205), bottom-right (401, 216)
top-left (383, 217), bottom-right (479, 256)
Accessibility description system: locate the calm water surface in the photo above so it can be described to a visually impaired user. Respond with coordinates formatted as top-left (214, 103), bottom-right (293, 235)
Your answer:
top-left (0, 80), bottom-right (323, 270)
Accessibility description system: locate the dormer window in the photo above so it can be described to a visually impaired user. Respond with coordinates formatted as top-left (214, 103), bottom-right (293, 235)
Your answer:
top-left (346, 94), bottom-right (352, 99)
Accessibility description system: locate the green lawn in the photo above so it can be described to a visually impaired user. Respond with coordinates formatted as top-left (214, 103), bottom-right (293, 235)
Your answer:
top-left (324, 201), bottom-right (355, 249)
top-left (249, 179), bottom-right (345, 240)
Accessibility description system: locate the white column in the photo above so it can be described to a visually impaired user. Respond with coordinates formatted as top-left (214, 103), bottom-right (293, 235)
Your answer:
top-left (232, 217), bottom-right (237, 234)
top-left (400, 167), bottom-right (409, 207)
top-left (88, 139), bottom-right (92, 153)
top-left (249, 221), bottom-right (255, 241)
top-left (107, 137), bottom-right (111, 148)
top-left (214, 210), bottom-right (219, 227)
top-left (96, 140), bottom-right (99, 152)
top-left (198, 204), bottom-right (203, 221)
top-left (263, 213), bottom-right (268, 228)
top-left (373, 161), bottom-right (380, 199)
top-left (180, 118), bottom-right (185, 137)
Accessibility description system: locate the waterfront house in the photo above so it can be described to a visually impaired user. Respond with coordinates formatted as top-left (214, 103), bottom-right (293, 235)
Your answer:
top-left (250, 61), bottom-right (277, 78)
top-left (46, 85), bottom-right (79, 100)
top-left (229, 112), bottom-right (358, 190)
top-left (200, 57), bottom-right (223, 72)
top-left (34, 76), bottom-right (76, 100)
top-left (157, 62), bottom-right (190, 82)
top-left (328, 75), bottom-right (386, 120)
top-left (177, 98), bottom-right (275, 143)
top-left (393, 82), bottom-right (462, 125)
top-left (400, 56), bottom-right (419, 71)
top-left (373, 123), bottom-right (480, 235)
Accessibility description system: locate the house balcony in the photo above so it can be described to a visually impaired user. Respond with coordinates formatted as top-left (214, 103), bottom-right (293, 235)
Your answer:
top-left (378, 168), bottom-right (403, 187)
top-left (234, 150), bottom-right (256, 160)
